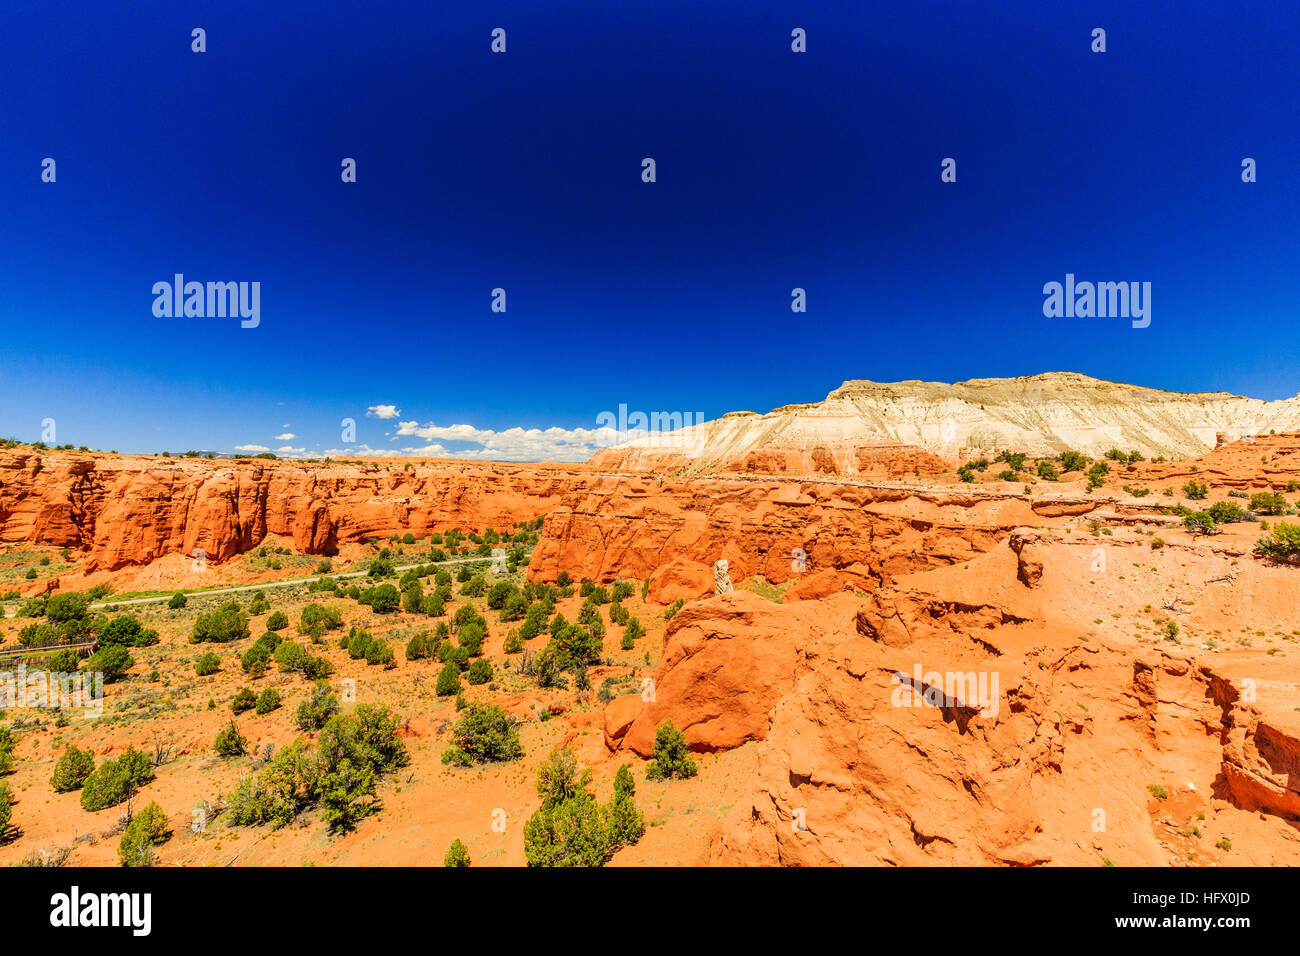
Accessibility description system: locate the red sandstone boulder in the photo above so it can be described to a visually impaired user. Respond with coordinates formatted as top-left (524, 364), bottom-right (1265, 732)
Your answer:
top-left (620, 590), bottom-right (860, 756)
top-left (603, 693), bottom-right (643, 750)
top-left (647, 557), bottom-right (713, 603)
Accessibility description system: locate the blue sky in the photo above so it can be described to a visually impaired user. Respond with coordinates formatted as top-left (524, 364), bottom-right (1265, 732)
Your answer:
top-left (2, 0), bottom-right (1298, 459)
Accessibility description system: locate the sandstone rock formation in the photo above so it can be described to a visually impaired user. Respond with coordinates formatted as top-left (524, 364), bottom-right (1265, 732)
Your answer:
top-left (713, 559), bottom-right (732, 594)
top-left (589, 371), bottom-right (1300, 472)
top-left (612, 529), bottom-right (1300, 865)
top-left (0, 453), bottom-right (585, 572)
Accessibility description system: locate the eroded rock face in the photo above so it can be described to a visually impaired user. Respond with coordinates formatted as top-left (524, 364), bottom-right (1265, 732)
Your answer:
top-left (528, 475), bottom-right (1096, 592)
top-left (619, 591), bottom-right (861, 757)
top-left (604, 530), bottom-right (1300, 866)
top-left (0, 453), bottom-right (584, 571)
top-left (647, 557), bottom-right (713, 603)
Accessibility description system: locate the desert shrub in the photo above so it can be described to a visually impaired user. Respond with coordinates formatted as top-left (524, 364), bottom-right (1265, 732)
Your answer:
top-left (226, 740), bottom-right (319, 829)
top-left (645, 721), bottom-right (698, 780)
top-left (297, 604), bottom-right (340, 636)
top-left (274, 641), bottom-right (307, 672)
top-left (440, 643), bottom-right (471, 670)
top-left (607, 764), bottom-right (646, 849)
top-left (215, 721), bottom-right (248, 757)
top-left (302, 708), bottom-right (410, 830)
top-left (1183, 480), bottom-right (1209, 500)
top-left (405, 630), bottom-right (435, 661)
top-left (79, 747), bottom-right (153, 811)
top-left (1207, 500), bottom-right (1247, 524)
top-left (503, 629), bottom-right (524, 654)
top-left (231, 688), bottom-right (257, 714)
top-left (47, 648), bottom-right (80, 673)
top-left (436, 661), bottom-right (461, 697)
top-left (501, 592), bottom-right (528, 621)
top-left (118, 800), bottom-right (171, 867)
top-left (458, 621), bottom-right (486, 656)
top-left (401, 582), bottom-right (424, 614)
top-left (1036, 460), bottom-right (1059, 481)
top-left (523, 747), bottom-right (643, 867)
top-left (359, 583), bottom-right (400, 613)
top-left (241, 644), bottom-right (271, 677)
top-left (168, 592), bottom-right (187, 609)
top-left (359, 705), bottom-right (410, 769)
top-left (663, 599), bottom-right (684, 621)
top-left (265, 610), bottom-right (289, 631)
top-left (194, 652), bottom-right (221, 676)
top-left (248, 595), bottom-right (271, 615)
top-left (554, 624), bottom-right (602, 669)
top-left (85, 644), bottom-right (133, 682)
top-left (467, 658), bottom-right (492, 685)
top-left (460, 576), bottom-right (488, 598)
top-left (611, 580), bottom-right (635, 602)
top-left (444, 838), bottom-right (470, 867)
top-left (98, 615), bottom-right (159, 647)
top-left (191, 602), bottom-right (250, 643)
top-left (254, 630), bottom-right (282, 653)
top-left (486, 581), bottom-right (517, 610)
top-left (1085, 462), bottom-right (1108, 490)
top-left (0, 783), bottom-right (12, 837)
top-left (535, 745), bottom-right (590, 808)
top-left (295, 681), bottom-right (340, 731)
top-left (0, 727), bottom-right (14, 775)
top-left (518, 603), bottom-right (548, 640)
top-left (530, 646), bottom-right (563, 688)
top-left (255, 689), bottom-right (282, 714)
top-left (608, 602), bottom-right (630, 626)
top-left (1250, 491), bottom-right (1287, 515)
top-left (1257, 521), bottom-right (1300, 560)
top-left (50, 745), bottom-right (95, 792)
top-left (341, 626), bottom-right (369, 659)
top-left (317, 758), bottom-right (376, 833)
top-left (45, 592), bottom-right (91, 624)
top-left (18, 621), bottom-right (69, 647)
top-left (1058, 450), bottom-right (1088, 473)
top-left (301, 654), bottom-right (333, 680)
top-left (1183, 511), bottom-right (1218, 535)
top-left (364, 638), bottom-right (394, 667)
top-left (442, 704), bottom-right (521, 766)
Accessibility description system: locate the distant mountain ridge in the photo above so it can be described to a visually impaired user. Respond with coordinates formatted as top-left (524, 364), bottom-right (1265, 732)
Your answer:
top-left (588, 372), bottom-right (1300, 473)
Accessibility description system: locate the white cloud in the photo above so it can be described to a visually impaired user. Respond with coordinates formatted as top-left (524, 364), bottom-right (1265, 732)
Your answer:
top-left (275, 432), bottom-right (296, 441)
top-left (310, 412), bottom-right (701, 463)
top-left (367, 404), bottom-right (401, 420)
top-left (393, 420), bottom-right (620, 462)
top-left (277, 445), bottom-right (305, 455)
top-left (234, 444), bottom-right (271, 453)
top-left (320, 445), bottom-right (389, 457)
